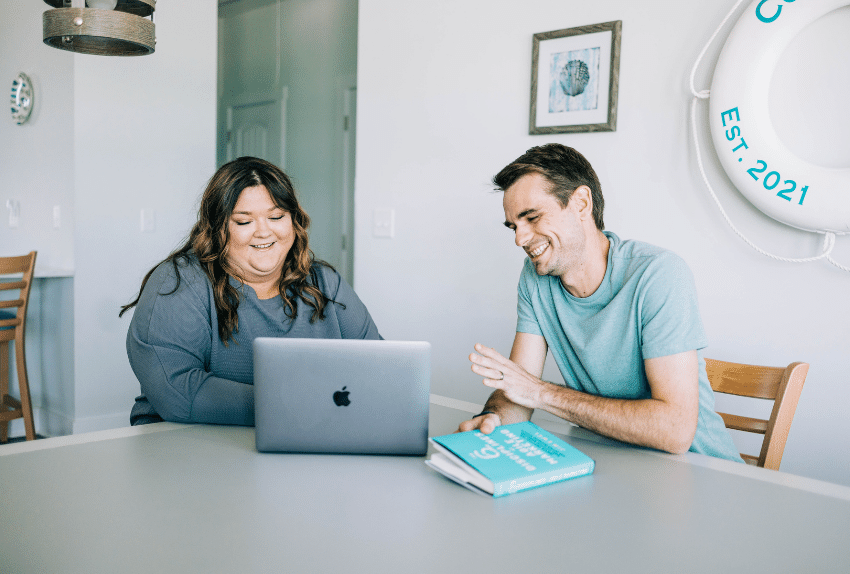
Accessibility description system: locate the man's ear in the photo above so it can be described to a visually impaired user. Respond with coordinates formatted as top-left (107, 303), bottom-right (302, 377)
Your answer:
top-left (571, 185), bottom-right (594, 220)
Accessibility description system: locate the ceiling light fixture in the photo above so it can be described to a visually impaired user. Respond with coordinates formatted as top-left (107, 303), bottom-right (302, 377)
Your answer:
top-left (43, 0), bottom-right (156, 57)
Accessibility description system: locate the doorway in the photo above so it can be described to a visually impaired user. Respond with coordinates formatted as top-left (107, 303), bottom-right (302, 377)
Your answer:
top-left (217, 0), bottom-right (358, 285)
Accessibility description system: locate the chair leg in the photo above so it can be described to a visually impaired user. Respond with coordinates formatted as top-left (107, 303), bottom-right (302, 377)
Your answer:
top-left (14, 335), bottom-right (36, 441)
top-left (1, 340), bottom-right (8, 443)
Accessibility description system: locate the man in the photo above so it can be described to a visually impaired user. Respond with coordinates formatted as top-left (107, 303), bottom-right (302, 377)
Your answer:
top-left (459, 144), bottom-right (741, 461)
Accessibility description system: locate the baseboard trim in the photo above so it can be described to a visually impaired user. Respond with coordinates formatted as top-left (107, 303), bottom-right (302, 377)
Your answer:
top-left (3, 405), bottom-right (74, 439)
top-left (72, 412), bottom-right (130, 434)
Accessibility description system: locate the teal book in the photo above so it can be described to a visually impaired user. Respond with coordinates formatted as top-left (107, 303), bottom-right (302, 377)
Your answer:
top-left (426, 421), bottom-right (595, 497)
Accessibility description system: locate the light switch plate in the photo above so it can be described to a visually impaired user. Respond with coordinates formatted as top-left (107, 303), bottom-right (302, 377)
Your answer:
top-left (140, 208), bottom-right (156, 232)
top-left (372, 208), bottom-right (394, 238)
top-left (6, 199), bottom-right (20, 228)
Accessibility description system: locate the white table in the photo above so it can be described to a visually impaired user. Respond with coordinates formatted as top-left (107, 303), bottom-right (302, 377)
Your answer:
top-left (2, 397), bottom-right (849, 573)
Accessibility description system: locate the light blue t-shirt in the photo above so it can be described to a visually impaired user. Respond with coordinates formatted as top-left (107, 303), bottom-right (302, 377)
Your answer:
top-left (516, 231), bottom-right (742, 462)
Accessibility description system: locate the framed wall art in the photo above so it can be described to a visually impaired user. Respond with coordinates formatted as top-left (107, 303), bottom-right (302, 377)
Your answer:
top-left (529, 20), bottom-right (622, 134)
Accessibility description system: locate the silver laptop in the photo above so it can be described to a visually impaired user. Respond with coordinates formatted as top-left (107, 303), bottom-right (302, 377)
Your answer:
top-left (254, 338), bottom-right (431, 455)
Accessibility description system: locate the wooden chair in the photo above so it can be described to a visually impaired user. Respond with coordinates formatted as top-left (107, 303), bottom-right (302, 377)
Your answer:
top-left (1, 251), bottom-right (37, 442)
top-left (705, 357), bottom-right (808, 471)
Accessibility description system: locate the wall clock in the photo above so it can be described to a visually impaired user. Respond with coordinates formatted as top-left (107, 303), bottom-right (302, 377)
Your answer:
top-left (10, 72), bottom-right (34, 126)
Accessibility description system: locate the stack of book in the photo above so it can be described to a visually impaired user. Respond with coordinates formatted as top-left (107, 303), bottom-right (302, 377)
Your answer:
top-left (426, 421), bottom-right (595, 497)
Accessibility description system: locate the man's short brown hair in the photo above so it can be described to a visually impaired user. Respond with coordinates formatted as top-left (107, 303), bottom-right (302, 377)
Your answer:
top-left (493, 144), bottom-right (604, 230)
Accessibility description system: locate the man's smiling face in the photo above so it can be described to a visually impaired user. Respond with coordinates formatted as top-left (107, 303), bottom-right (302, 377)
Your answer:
top-left (503, 172), bottom-right (587, 280)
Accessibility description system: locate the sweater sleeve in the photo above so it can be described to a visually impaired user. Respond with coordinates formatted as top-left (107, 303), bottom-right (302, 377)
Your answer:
top-left (318, 265), bottom-right (383, 340)
top-left (126, 262), bottom-right (254, 425)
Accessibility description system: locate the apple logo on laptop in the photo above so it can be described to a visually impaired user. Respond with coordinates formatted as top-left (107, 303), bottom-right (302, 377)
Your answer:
top-left (333, 386), bottom-right (351, 407)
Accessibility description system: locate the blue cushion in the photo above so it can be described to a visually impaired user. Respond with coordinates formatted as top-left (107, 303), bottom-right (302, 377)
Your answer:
top-left (0, 309), bottom-right (15, 330)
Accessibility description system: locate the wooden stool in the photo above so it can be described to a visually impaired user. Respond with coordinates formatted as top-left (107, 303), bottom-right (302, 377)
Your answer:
top-left (1, 252), bottom-right (37, 442)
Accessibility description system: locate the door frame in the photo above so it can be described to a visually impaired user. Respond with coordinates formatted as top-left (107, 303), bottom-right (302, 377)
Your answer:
top-left (338, 75), bottom-right (356, 286)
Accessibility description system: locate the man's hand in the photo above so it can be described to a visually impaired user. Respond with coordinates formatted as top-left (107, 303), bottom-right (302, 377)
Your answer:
top-left (457, 412), bottom-right (502, 434)
top-left (455, 340), bottom-right (542, 434)
top-left (469, 343), bottom-right (549, 410)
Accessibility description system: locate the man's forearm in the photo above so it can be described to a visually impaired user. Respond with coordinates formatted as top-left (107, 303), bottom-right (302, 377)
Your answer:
top-left (537, 382), bottom-right (696, 454)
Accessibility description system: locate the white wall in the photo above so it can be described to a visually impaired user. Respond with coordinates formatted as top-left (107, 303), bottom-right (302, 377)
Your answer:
top-left (356, 0), bottom-right (850, 485)
top-left (1, 1), bottom-right (217, 434)
top-left (0, 1), bottom-right (75, 271)
top-left (72, 1), bottom-right (218, 431)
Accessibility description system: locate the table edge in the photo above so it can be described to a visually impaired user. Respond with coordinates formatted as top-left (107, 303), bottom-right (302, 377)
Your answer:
top-left (3, 394), bottom-right (848, 501)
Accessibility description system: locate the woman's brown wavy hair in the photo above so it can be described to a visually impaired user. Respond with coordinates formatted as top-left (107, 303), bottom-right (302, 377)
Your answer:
top-left (120, 156), bottom-right (335, 343)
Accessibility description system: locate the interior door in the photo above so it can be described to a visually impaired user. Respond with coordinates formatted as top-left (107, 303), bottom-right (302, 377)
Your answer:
top-left (224, 87), bottom-right (288, 168)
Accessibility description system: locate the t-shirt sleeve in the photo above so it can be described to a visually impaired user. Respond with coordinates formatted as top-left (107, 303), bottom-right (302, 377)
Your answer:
top-left (516, 259), bottom-right (544, 336)
top-left (638, 253), bottom-right (708, 359)
top-left (320, 266), bottom-right (383, 340)
top-left (126, 262), bottom-right (254, 425)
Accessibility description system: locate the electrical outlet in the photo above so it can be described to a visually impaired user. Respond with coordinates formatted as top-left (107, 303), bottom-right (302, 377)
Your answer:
top-left (53, 205), bottom-right (61, 228)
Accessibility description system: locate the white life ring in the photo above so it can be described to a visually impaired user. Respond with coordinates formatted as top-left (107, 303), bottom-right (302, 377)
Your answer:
top-left (709, 0), bottom-right (850, 233)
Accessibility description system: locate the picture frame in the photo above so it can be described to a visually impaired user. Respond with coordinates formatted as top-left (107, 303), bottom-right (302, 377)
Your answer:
top-left (529, 20), bottom-right (622, 134)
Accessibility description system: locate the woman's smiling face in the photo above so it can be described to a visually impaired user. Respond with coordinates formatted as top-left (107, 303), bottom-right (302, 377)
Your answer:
top-left (225, 185), bottom-right (294, 289)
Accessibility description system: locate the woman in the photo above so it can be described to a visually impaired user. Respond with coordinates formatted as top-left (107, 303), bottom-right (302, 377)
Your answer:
top-left (121, 157), bottom-right (381, 426)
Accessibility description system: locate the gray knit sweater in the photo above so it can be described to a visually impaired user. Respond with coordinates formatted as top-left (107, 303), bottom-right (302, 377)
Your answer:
top-left (126, 257), bottom-right (381, 426)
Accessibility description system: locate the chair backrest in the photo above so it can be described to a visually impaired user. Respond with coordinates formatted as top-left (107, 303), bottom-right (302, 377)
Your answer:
top-left (0, 252), bottom-right (37, 341)
top-left (705, 357), bottom-right (808, 471)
